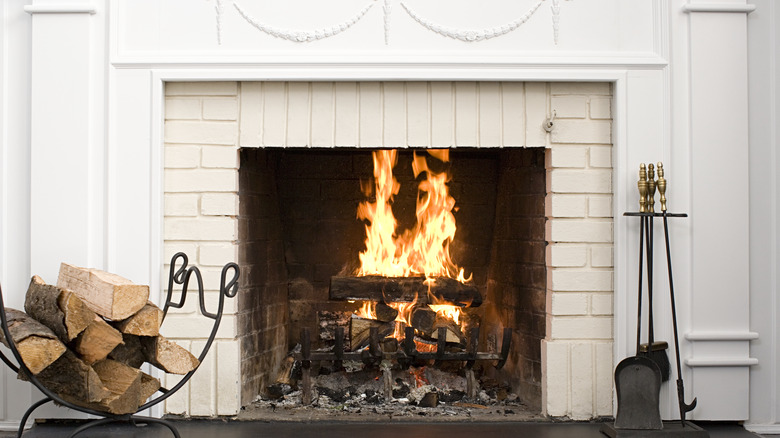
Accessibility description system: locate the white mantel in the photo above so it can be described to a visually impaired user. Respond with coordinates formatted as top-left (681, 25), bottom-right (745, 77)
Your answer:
top-left (0, 0), bottom-right (776, 430)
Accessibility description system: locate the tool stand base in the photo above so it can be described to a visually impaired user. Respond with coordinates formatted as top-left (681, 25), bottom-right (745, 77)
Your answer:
top-left (600, 421), bottom-right (709, 438)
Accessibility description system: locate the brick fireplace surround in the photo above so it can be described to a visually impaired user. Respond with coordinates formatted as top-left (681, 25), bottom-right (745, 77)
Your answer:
top-left (162, 81), bottom-right (614, 418)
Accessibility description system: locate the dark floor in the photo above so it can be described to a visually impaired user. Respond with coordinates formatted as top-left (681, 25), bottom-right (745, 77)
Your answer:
top-left (0, 420), bottom-right (766, 438)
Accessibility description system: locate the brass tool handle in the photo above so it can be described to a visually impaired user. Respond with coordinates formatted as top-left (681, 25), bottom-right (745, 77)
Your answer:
top-left (657, 162), bottom-right (667, 213)
top-left (638, 163), bottom-right (648, 213)
top-left (647, 163), bottom-right (656, 213)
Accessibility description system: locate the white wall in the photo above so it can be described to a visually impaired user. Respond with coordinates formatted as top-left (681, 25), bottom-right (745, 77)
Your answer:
top-left (746, 0), bottom-right (780, 433)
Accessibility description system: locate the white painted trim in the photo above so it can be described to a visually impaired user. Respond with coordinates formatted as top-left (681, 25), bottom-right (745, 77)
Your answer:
top-left (685, 331), bottom-right (759, 341)
top-left (744, 424), bottom-right (780, 434)
top-left (110, 55), bottom-right (670, 70)
top-left (0, 420), bottom-right (24, 431)
top-left (23, 4), bottom-right (96, 14)
top-left (682, 3), bottom-right (757, 14)
top-left (685, 357), bottom-right (759, 367)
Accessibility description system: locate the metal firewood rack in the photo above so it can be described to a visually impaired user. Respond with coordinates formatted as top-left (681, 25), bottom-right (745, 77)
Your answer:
top-left (0, 252), bottom-right (239, 438)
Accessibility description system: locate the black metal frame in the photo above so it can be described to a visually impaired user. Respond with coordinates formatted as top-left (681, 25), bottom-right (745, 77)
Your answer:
top-left (0, 252), bottom-right (239, 438)
top-left (296, 326), bottom-right (511, 369)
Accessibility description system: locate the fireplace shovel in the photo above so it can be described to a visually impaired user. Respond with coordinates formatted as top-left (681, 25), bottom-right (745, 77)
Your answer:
top-left (613, 211), bottom-right (663, 430)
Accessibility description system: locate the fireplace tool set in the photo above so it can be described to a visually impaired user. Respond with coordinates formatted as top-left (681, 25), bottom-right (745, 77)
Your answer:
top-left (602, 163), bottom-right (706, 438)
top-left (0, 252), bottom-right (239, 438)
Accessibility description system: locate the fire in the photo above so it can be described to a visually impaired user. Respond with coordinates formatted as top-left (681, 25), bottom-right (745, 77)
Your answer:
top-left (353, 149), bottom-right (470, 343)
top-left (355, 149), bottom-right (466, 280)
top-left (355, 301), bottom-right (377, 319)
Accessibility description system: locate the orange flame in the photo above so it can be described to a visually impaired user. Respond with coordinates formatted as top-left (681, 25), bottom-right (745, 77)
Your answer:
top-left (356, 150), bottom-right (467, 281)
top-left (355, 301), bottom-right (377, 319)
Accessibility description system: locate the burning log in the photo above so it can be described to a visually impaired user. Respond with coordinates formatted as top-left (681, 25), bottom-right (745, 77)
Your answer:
top-left (349, 314), bottom-right (393, 351)
top-left (330, 276), bottom-right (481, 307)
top-left (375, 301), bottom-right (399, 323)
top-left (410, 307), bottom-right (464, 345)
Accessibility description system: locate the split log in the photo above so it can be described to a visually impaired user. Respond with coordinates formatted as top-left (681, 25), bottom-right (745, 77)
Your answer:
top-left (330, 276), bottom-right (482, 307)
top-left (23, 349), bottom-right (110, 403)
top-left (59, 288), bottom-right (97, 341)
top-left (113, 302), bottom-right (163, 337)
top-left (108, 334), bottom-right (146, 368)
top-left (0, 308), bottom-right (66, 374)
top-left (57, 263), bottom-right (149, 320)
top-left (430, 322), bottom-right (464, 345)
top-left (349, 314), bottom-right (394, 351)
top-left (374, 301), bottom-right (398, 323)
top-left (64, 359), bottom-right (143, 415)
top-left (138, 372), bottom-right (161, 405)
top-left (141, 336), bottom-right (199, 375)
top-left (72, 317), bottom-right (124, 364)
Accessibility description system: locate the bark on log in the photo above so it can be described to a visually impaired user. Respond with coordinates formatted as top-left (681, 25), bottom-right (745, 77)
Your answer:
top-left (330, 276), bottom-right (481, 307)
top-left (375, 301), bottom-right (398, 323)
top-left (410, 307), bottom-right (436, 334)
top-left (113, 302), bottom-right (163, 337)
top-left (25, 275), bottom-right (97, 344)
top-left (57, 263), bottom-right (149, 320)
top-left (72, 317), bottom-right (124, 365)
top-left (108, 334), bottom-right (145, 368)
top-left (349, 315), bottom-right (394, 351)
top-left (141, 335), bottom-right (199, 375)
top-left (22, 349), bottom-right (110, 403)
top-left (0, 308), bottom-right (66, 374)
top-left (24, 276), bottom-right (68, 341)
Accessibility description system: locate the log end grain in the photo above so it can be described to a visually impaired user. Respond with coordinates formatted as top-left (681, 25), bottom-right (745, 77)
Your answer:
top-left (16, 336), bottom-right (67, 375)
top-left (142, 336), bottom-right (199, 375)
top-left (114, 303), bottom-right (163, 337)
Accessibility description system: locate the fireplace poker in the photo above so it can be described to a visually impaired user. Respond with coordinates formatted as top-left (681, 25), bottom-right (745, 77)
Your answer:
top-left (658, 163), bottom-right (697, 426)
top-left (642, 164), bottom-right (671, 381)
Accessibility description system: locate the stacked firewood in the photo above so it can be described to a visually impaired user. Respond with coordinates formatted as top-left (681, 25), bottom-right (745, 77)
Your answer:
top-left (0, 263), bottom-right (199, 414)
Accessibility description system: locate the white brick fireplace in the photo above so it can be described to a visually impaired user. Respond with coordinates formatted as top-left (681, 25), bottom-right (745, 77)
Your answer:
top-left (2, 0), bottom-right (775, 431)
top-left (161, 80), bottom-right (614, 418)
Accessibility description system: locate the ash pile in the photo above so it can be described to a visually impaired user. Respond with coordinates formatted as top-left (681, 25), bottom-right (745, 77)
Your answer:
top-left (250, 351), bottom-right (534, 421)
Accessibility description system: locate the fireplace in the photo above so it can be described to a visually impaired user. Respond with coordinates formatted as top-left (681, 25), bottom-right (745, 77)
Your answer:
top-left (161, 81), bottom-right (614, 419)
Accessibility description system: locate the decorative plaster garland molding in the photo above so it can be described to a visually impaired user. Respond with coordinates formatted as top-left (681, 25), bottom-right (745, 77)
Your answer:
top-left (232, 1), bottom-right (375, 43)
top-left (216, 0), bottom-right (566, 45)
top-left (551, 0), bottom-right (561, 45)
top-left (216, 0), bottom-right (225, 45)
top-left (399, 0), bottom-right (545, 42)
top-left (383, 0), bottom-right (392, 45)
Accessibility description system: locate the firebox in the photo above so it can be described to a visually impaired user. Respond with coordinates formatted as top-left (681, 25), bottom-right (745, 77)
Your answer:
top-left (237, 146), bottom-right (547, 412)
